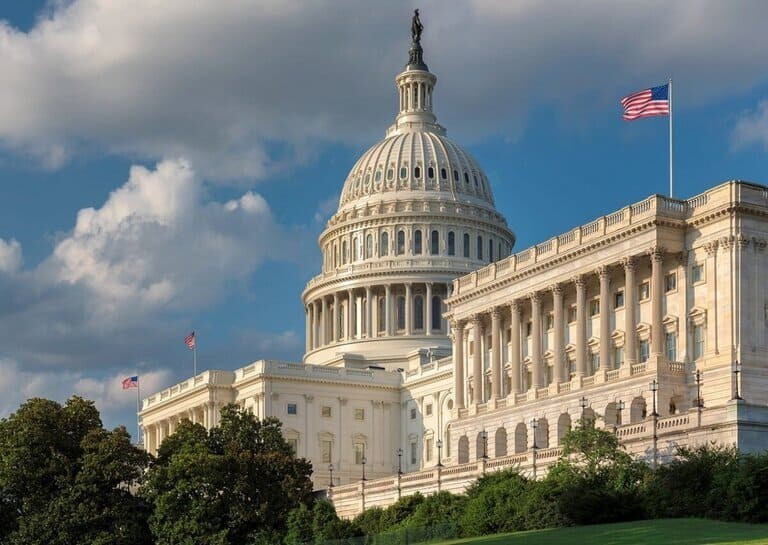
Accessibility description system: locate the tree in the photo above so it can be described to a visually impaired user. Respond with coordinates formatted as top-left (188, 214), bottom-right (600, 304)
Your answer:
top-left (142, 405), bottom-right (313, 545)
top-left (0, 397), bottom-right (152, 545)
top-left (285, 503), bottom-right (314, 545)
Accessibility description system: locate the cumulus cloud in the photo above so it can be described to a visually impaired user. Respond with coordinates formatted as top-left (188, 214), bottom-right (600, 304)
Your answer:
top-left (0, 238), bottom-right (22, 273)
top-left (732, 100), bottom-right (768, 151)
top-left (1, 1), bottom-right (768, 179)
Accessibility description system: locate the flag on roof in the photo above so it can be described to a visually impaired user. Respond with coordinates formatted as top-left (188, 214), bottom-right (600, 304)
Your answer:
top-left (184, 331), bottom-right (196, 350)
top-left (122, 376), bottom-right (139, 389)
top-left (621, 84), bottom-right (670, 120)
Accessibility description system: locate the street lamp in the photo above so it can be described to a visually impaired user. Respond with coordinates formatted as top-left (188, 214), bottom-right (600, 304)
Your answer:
top-left (530, 418), bottom-right (539, 479)
top-left (480, 429), bottom-right (488, 460)
top-left (694, 370), bottom-right (704, 408)
top-left (396, 448), bottom-right (403, 476)
top-left (328, 463), bottom-right (334, 488)
top-left (361, 456), bottom-right (367, 482)
top-left (616, 400), bottom-right (625, 434)
top-left (436, 439), bottom-right (444, 468)
top-left (649, 379), bottom-right (659, 417)
top-left (579, 396), bottom-right (589, 425)
top-left (732, 362), bottom-right (743, 401)
top-left (649, 379), bottom-right (659, 470)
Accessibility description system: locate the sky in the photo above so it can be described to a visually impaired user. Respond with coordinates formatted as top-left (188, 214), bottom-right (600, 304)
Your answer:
top-left (0, 0), bottom-right (767, 433)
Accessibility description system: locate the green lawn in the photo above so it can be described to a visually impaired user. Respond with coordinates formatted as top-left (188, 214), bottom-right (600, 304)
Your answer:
top-left (438, 519), bottom-right (768, 545)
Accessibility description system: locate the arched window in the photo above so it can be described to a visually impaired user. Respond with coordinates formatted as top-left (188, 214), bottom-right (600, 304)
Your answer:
top-left (365, 234), bottom-right (373, 259)
top-left (400, 166), bottom-right (407, 179)
top-left (380, 232), bottom-right (389, 257)
top-left (386, 168), bottom-right (393, 181)
top-left (431, 295), bottom-right (441, 331)
top-left (463, 233), bottom-right (470, 258)
top-left (397, 230), bottom-right (405, 255)
top-left (440, 168), bottom-right (447, 180)
top-left (414, 230), bottom-right (422, 255)
top-left (352, 237), bottom-right (359, 261)
top-left (414, 295), bottom-right (424, 330)
top-left (430, 230), bottom-right (439, 255)
top-left (453, 169), bottom-right (459, 181)
top-left (489, 238), bottom-right (494, 262)
top-left (448, 232), bottom-right (455, 256)
top-left (428, 166), bottom-right (434, 179)
top-left (333, 243), bottom-right (338, 268)
top-left (397, 296), bottom-right (406, 330)
top-left (414, 166), bottom-right (421, 179)
top-left (342, 240), bottom-right (348, 264)
top-left (477, 235), bottom-right (483, 260)
top-left (464, 172), bottom-right (470, 185)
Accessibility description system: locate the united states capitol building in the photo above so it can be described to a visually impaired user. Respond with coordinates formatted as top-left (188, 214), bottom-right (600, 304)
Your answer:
top-left (140, 17), bottom-right (768, 517)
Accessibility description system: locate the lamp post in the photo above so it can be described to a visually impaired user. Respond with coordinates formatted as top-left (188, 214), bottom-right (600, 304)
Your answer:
top-left (530, 418), bottom-right (539, 479)
top-left (480, 429), bottom-right (488, 474)
top-left (649, 379), bottom-right (659, 470)
top-left (732, 362), bottom-right (743, 401)
top-left (396, 448), bottom-right (403, 476)
top-left (615, 400), bottom-right (625, 435)
top-left (436, 439), bottom-right (444, 468)
top-left (361, 456), bottom-right (367, 482)
top-left (328, 463), bottom-right (334, 489)
top-left (579, 396), bottom-right (589, 425)
top-left (694, 369), bottom-right (704, 427)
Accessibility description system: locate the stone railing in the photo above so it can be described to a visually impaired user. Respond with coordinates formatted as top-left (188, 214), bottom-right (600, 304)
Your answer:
top-left (142, 370), bottom-right (236, 411)
top-left (234, 359), bottom-right (401, 387)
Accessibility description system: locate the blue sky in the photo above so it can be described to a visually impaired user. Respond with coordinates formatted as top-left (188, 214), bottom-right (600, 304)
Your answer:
top-left (0, 0), bottom-right (767, 432)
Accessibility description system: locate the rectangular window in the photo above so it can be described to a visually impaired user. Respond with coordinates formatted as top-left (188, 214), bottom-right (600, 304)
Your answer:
top-left (665, 272), bottom-right (677, 292)
top-left (526, 321), bottom-right (533, 337)
top-left (568, 359), bottom-right (576, 378)
top-left (321, 440), bottom-right (332, 463)
top-left (354, 443), bottom-right (365, 464)
top-left (639, 282), bottom-right (650, 301)
top-left (589, 352), bottom-right (600, 373)
top-left (425, 403), bottom-right (433, 416)
top-left (287, 438), bottom-right (298, 454)
top-left (321, 406), bottom-right (332, 418)
top-left (639, 339), bottom-right (650, 362)
top-left (693, 325), bottom-right (705, 360)
top-left (692, 264), bottom-right (704, 283)
top-left (590, 299), bottom-right (600, 316)
top-left (354, 408), bottom-right (365, 421)
top-left (410, 407), bottom-right (417, 420)
top-left (666, 332), bottom-right (677, 361)
top-left (546, 313), bottom-right (554, 330)
top-left (546, 364), bottom-right (553, 385)
top-left (613, 346), bottom-right (624, 367)
top-left (568, 306), bottom-right (577, 323)
top-left (410, 442), bottom-right (418, 465)
top-left (614, 290), bottom-right (624, 309)
top-left (425, 438), bottom-right (433, 462)
top-left (287, 403), bottom-right (297, 415)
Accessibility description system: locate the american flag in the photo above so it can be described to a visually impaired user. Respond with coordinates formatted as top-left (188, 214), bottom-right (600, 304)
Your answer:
top-left (122, 376), bottom-right (139, 389)
top-left (184, 331), bottom-right (196, 350)
top-left (621, 84), bottom-right (670, 121)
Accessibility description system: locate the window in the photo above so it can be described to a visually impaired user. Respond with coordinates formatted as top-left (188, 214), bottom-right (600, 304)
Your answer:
top-left (489, 239), bottom-right (494, 262)
top-left (287, 403), bottom-right (297, 415)
top-left (321, 440), bottom-right (332, 463)
top-left (693, 325), bottom-right (705, 360)
top-left (639, 339), bottom-right (650, 362)
top-left (614, 290), bottom-right (625, 309)
top-left (387, 168), bottom-right (393, 181)
top-left (425, 438), bottom-right (433, 462)
top-left (568, 306), bottom-right (577, 323)
top-left (354, 408), bottom-right (365, 421)
top-left (463, 233), bottom-right (470, 258)
top-left (342, 240), bottom-right (348, 264)
top-left (590, 352), bottom-right (600, 373)
top-left (427, 166), bottom-right (434, 179)
top-left (430, 230), bottom-right (439, 255)
top-left (440, 167), bottom-right (447, 180)
top-left (477, 235), bottom-right (483, 260)
top-left (431, 296), bottom-right (441, 330)
top-left (665, 272), bottom-right (677, 292)
top-left (665, 332), bottom-right (677, 361)
top-left (414, 166), bottom-right (421, 179)
top-left (380, 232), bottom-right (389, 256)
top-left (590, 299), bottom-right (600, 316)
top-left (410, 442), bottom-right (418, 465)
top-left (639, 282), bottom-right (650, 301)
top-left (464, 172), bottom-right (470, 185)
top-left (321, 406), bottom-right (332, 418)
top-left (287, 438), bottom-right (298, 454)
top-left (365, 234), bottom-right (373, 259)
top-left (374, 170), bottom-right (381, 182)
top-left (613, 346), bottom-right (624, 367)
top-left (354, 442), bottom-right (366, 464)
top-left (453, 169), bottom-right (459, 181)
top-left (692, 264), bottom-right (704, 283)
top-left (546, 314), bottom-right (554, 330)
top-left (425, 403), bottom-right (433, 416)
top-left (414, 230), bottom-right (422, 254)
top-left (526, 321), bottom-right (533, 337)
top-left (410, 407), bottom-right (417, 420)
top-left (353, 237), bottom-right (359, 261)
top-left (414, 295), bottom-right (424, 330)
top-left (400, 166), bottom-right (407, 179)
top-left (397, 230), bottom-right (405, 255)
top-left (448, 231), bottom-right (456, 255)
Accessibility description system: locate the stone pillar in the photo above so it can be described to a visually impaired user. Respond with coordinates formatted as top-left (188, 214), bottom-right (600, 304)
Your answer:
top-left (385, 285), bottom-right (392, 336)
top-left (530, 292), bottom-right (543, 389)
top-left (312, 301), bottom-right (319, 350)
top-left (471, 315), bottom-right (482, 405)
top-left (305, 306), bottom-right (311, 352)
top-left (509, 300), bottom-right (521, 395)
top-left (453, 320), bottom-right (466, 409)
top-left (574, 275), bottom-right (587, 376)
top-left (623, 256), bottom-right (637, 365)
top-left (333, 293), bottom-right (340, 342)
top-left (347, 289), bottom-right (354, 341)
top-left (490, 307), bottom-right (502, 400)
top-left (552, 284), bottom-right (565, 384)
top-left (650, 247), bottom-right (665, 357)
top-left (321, 297), bottom-right (328, 346)
top-left (365, 286), bottom-right (373, 338)
top-left (598, 266), bottom-right (611, 371)
top-left (425, 283), bottom-right (433, 335)
top-left (405, 283), bottom-right (413, 335)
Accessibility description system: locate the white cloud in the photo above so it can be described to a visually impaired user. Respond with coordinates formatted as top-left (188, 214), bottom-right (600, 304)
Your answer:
top-left (2, 1), bottom-right (768, 179)
top-left (0, 238), bottom-right (22, 273)
top-left (732, 100), bottom-right (768, 151)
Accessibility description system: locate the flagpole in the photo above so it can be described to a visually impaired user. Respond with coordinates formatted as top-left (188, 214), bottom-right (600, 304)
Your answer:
top-left (193, 345), bottom-right (197, 377)
top-left (669, 77), bottom-right (673, 198)
top-left (136, 376), bottom-right (141, 446)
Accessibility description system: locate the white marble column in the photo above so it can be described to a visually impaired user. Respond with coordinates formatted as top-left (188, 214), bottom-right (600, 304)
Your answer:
top-left (333, 293), bottom-right (340, 342)
top-left (574, 275), bottom-right (587, 376)
top-left (312, 301), bottom-right (319, 350)
top-left (623, 256), bottom-right (637, 365)
top-left (305, 306), bottom-right (311, 352)
top-left (405, 283), bottom-right (413, 335)
top-left (509, 300), bottom-right (521, 395)
top-left (365, 286), bottom-right (373, 338)
top-left (650, 247), bottom-right (665, 357)
top-left (490, 307), bottom-right (502, 400)
top-left (425, 283), bottom-right (433, 335)
top-left (598, 266), bottom-right (611, 371)
top-left (471, 315), bottom-right (482, 405)
top-left (530, 292), bottom-right (543, 389)
top-left (384, 285), bottom-right (392, 336)
top-left (552, 284), bottom-right (565, 383)
top-left (453, 320), bottom-right (466, 409)
top-left (321, 297), bottom-right (328, 346)
top-left (347, 289), bottom-right (354, 340)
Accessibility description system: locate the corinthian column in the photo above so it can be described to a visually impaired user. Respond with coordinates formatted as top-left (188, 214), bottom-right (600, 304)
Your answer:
top-left (530, 292), bottom-right (543, 389)
top-left (321, 297), bottom-right (328, 346)
top-left (452, 320), bottom-right (466, 409)
top-left (425, 283), bottom-right (433, 335)
top-left (650, 247), bottom-right (665, 357)
top-left (333, 293), bottom-right (340, 342)
top-left (384, 285), bottom-right (392, 336)
top-left (574, 275), bottom-right (587, 376)
top-left (405, 283), bottom-right (413, 335)
top-left (598, 266), bottom-right (611, 371)
top-left (623, 256), bottom-right (637, 365)
top-left (347, 289), bottom-right (354, 340)
top-left (509, 300), bottom-right (521, 395)
top-left (471, 315), bottom-right (482, 405)
top-left (551, 285), bottom-right (564, 384)
top-left (490, 308), bottom-right (502, 400)
top-left (312, 301), bottom-right (319, 349)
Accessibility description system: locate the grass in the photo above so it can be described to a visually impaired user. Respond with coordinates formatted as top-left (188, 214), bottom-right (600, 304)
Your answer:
top-left (438, 519), bottom-right (768, 545)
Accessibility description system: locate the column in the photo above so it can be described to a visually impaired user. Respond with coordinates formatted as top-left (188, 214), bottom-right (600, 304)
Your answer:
top-left (347, 289), bottom-right (354, 340)
top-left (453, 320), bottom-right (466, 409)
top-left (405, 283), bottom-right (413, 335)
top-left (623, 256), bottom-right (637, 365)
top-left (305, 306), bottom-right (311, 352)
top-left (530, 292), bottom-right (543, 389)
top-left (471, 315), bottom-right (482, 405)
top-left (509, 301), bottom-right (521, 394)
top-left (385, 285), bottom-right (392, 336)
top-left (490, 307), bottom-right (502, 400)
top-left (333, 293), bottom-right (340, 342)
top-left (650, 247), bottom-right (665, 357)
top-left (365, 286), bottom-right (373, 338)
top-left (552, 285), bottom-right (565, 384)
top-left (312, 301), bottom-right (319, 350)
top-left (425, 283), bottom-right (433, 335)
top-left (321, 297), bottom-right (328, 346)
top-left (598, 266), bottom-right (611, 370)
top-left (574, 275), bottom-right (587, 376)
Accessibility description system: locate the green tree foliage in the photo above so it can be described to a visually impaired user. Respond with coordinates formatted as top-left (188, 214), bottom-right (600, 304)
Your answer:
top-left (311, 500), bottom-right (360, 543)
top-left (285, 503), bottom-right (314, 545)
top-left (142, 404), bottom-right (313, 545)
top-left (405, 491), bottom-right (466, 529)
top-left (0, 397), bottom-right (151, 545)
top-left (352, 506), bottom-right (385, 536)
top-left (378, 492), bottom-right (425, 528)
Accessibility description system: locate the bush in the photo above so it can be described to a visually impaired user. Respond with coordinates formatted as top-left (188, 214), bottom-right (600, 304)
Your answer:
top-left (460, 470), bottom-right (534, 536)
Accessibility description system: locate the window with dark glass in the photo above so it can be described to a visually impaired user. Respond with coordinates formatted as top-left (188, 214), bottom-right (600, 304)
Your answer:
top-left (432, 296), bottom-right (441, 330)
top-left (397, 230), bottom-right (405, 255)
top-left (477, 235), bottom-right (483, 260)
top-left (414, 230), bottom-right (422, 254)
top-left (414, 166), bottom-right (421, 179)
top-left (463, 233), bottom-right (470, 257)
top-left (448, 232), bottom-right (455, 256)
top-left (414, 295), bottom-right (424, 330)
top-left (430, 230), bottom-right (439, 255)
top-left (428, 166), bottom-right (434, 179)
top-left (397, 296), bottom-right (406, 330)
top-left (380, 231), bottom-right (389, 256)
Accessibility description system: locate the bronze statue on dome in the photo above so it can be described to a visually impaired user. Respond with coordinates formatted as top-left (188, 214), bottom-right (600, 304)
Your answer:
top-left (411, 9), bottom-right (423, 44)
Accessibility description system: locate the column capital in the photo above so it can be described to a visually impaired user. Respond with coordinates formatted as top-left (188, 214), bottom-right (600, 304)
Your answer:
top-left (621, 255), bottom-right (637, 271)
top-left (528, 291), bottom-right (542, 304)
top-left (469, 313), bottom-right (483, 327)
top-left (509, 299), bottom-right (521, 312)
top-left (676, 251), bottom-right (689, 266)
top-left (648, 246), bottom-right (666, 262)
top-left (490, 307), bottom-right (503, 320)
top-left (572, 274), bottom-right (586, 288)
top-left (450, 318), bottom-right (466, 330)
top-left (596, 265), bottom-right (611, 279)
top-left (703, 240), bottom-right (719, 256)
top-left (550, 283), bottom-right (564, 295)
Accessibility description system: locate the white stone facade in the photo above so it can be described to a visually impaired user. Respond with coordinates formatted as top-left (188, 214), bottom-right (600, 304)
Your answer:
top-left (139, 35), bottom-right (768, 519)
